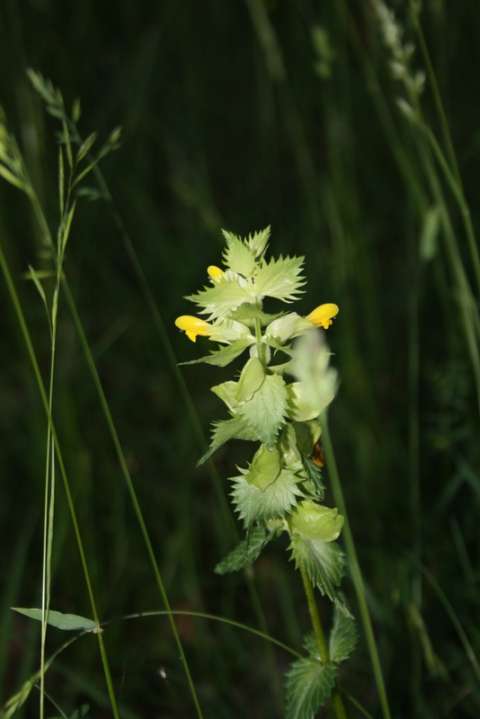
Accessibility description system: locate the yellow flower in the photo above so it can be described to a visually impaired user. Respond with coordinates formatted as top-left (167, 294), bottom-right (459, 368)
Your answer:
top-left (175, 315), bottom-right (213, 342)
top-left (207, 265), bottom-right (224, 282)
top-left (306, 303), bottom-right (339, 329)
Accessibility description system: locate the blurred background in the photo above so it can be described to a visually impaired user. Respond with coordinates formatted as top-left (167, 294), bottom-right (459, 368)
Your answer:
top-left (0, 1), bottom-right (479, 717)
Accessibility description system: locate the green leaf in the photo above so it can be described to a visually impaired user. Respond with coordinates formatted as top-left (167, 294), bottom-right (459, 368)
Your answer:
top-left (266, 313), bottom-right (313, 344)
top-left (247, 444), bottom-right (282, 489)
top-left (294, 421), bottom-right (322, 455)
top-left (0, 163), bottom-right (25, 191)
top-left (187, 277), bottom-right (252, 320)
top-left (230, 303), bottom-right (284, 326)
top-left (211, 380), bottom-right (239, 411)
top-left (289, 535), bottom-right (345, 602)
top-left (285, 657), bottom-right (336, 719)
top-left (420, 205), bottom-right (440, 262)
top-left (198, 417), bottom-right (257, 465)
top-left (232, 468), bottom-right (303, 527)
top-left (214, 525), bottom-right (272, 574)
top-left (180, 339), bottom-right (252, 367)
top-left (12, 607), bottom-right (97, 632)
top-left (302, 458), bottom-right (325, 500)
top-left (238, 374), bottom-right (288, 445)
top-left (246, 226), bottom-right (271, 257)
top-left (222, 229), bottom-right (257, 276)
top-left (329, 607), bottom-right (358, 664)
top-left (77, 132), bottom-right (97, 163)
top-left (236, 356), bottom-right (265, 402)
top-left (253, 255), bottom-right (305, 303)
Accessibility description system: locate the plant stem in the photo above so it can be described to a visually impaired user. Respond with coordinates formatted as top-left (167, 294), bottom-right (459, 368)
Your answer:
top-left (321, 412), bottom-right (392, 719)
top-left (0, 238), bottom-right (121, 719)
top-left (300, 566), bottom-right (328, 662)
top-left (63, 280), bottom-right (205, 719)
top-left (254, 315), bottom-right (265, 364)
top-left (299, 566), bottom-right (348, 719)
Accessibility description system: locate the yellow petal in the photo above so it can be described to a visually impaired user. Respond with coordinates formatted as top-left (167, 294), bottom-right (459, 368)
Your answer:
top-left (175, 315), bottom-right (212, 342)
top-left (207, 265), bottom-right (224, 281)
top-left (306, 303), bottom-right (339, 330)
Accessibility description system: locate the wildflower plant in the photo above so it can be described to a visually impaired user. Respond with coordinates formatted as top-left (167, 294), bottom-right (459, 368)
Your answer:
top-left (176, 227), bottom-right (357, 718)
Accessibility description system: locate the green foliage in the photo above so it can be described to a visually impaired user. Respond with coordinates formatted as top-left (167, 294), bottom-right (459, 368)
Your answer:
top-left (289, 534), bottom-right (344, 602)
top-left (232, 468), bottom-right (303, 527)
top-left (236, 356), bottom-right (265, 402)
top-left (329, 608), bottom-right (358, 664)
top-left (179, 339), bottom-right (252, 367)
top-left (246, 226), bottom-right (271, 257)
top-left (291, 501), bottom-right (343, 542)
top-left (214, 525), bottom-right (272, 574)
top-left (238, 373), bottom-right (289, 445)
top-left (247, 444), bottom-right (282, 489)
top-left (0, 109), bottom-right (29, 192)
top-left (187, 277), bottom-right (252, 320)
top-left (266, 313), bottom-right (313, 345)
top-left (285, 657), bottom-right (337, 719)
top-left (198, 416), bottom-right (258, 465)
top-left (221, 230), bottom-right (257, 276)
top-left (177, 226), bottom-right (349, 713)
top-left (253, 255), bottom-right (305, 303)
top-left (12, 607), bottom-right (97, 632)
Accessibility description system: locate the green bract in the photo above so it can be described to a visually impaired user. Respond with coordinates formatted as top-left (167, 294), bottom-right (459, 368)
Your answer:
top-left (178, 227), bottom-right (354, 716)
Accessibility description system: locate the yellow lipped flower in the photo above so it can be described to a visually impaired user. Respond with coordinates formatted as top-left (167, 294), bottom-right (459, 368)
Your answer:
top-left (207, 265), bottom-right (224, 282)
top-left (175, 315), bottom-right (213, 342)
top-left (306, 303), bottom-right (339, 329)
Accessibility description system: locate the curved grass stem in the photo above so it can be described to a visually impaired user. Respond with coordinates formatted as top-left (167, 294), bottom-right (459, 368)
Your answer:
top-left (0, 239), bottom-right (121, 719)
top-left (321, 412), bottom-right (392, 719)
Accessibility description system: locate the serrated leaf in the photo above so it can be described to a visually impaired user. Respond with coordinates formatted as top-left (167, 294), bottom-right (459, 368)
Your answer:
top-left (198, 417), bottom-right (257, 465)
top-left (238, 373), bottom-right (288, 445)
top-left (214, 525), bottom-right (272, 574)
top-left (302, 458), bottom-right (325, 499)
top-left (231, 468), bottom-right (302, 527)
top-left (285, 657), bottom-right (336, 719)
top-left (246, 226), bottom-right (271, 257)
top-left (222, 230), bottom-right (257, 276)
top-left (236, 356), bottom-right (265, 402)
top-left (289, 535), bottom-right (344, 602)
top-left (211, 380), bottom-right (239, 411)
top-left (329, 608), bottom-right (358, 663)
top-left (187, 277), bottom-right (252, 320)
top-left (12, 607), bottom-right (97, 632)
top-left (180, 339), bottom-right (252, 367)
top-left (253, 255), bottom-right (305, 303)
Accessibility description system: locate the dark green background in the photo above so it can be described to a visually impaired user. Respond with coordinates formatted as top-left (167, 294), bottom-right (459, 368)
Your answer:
top-left (0, 1), bottom-right (478, 717)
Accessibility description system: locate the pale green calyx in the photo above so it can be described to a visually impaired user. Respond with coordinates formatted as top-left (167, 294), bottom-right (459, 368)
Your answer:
top-left (291, 500), bottom-right (344, 542)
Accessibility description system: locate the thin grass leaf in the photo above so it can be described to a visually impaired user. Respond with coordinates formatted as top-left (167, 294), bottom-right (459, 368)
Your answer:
top-left (13, 607), bottom-right (98, 632)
